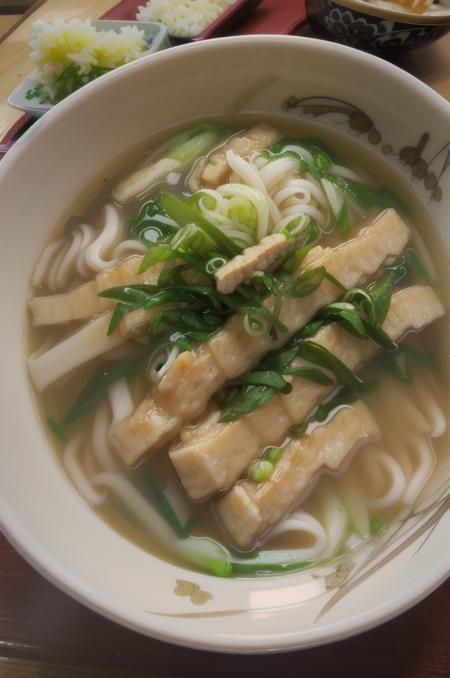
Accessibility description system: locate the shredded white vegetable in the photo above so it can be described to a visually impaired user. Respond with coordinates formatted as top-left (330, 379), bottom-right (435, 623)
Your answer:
top-left (137, 0), bottom-right (235, 37)
top-left (29, 19), bottom-right (147, 101)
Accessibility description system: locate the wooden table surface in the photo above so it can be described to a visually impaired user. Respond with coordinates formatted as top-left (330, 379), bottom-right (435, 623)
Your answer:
top-left (0, 2), bottom-right (449, 676)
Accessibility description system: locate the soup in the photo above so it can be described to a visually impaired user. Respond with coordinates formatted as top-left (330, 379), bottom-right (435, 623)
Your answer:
top-left (27, 119), bottom-right (449, 577)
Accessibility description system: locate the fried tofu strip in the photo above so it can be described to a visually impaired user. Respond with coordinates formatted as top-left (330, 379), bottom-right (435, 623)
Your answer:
top-left (29, 256), bottom-right (181, 328)
top-left (200, 123), bottom-right (280, 188)
top-left (113, 209), bottom-right (410, 467)
top-left (29, 255), bottom-right (145, 326)
top-left (215, 233), bottom-right (289, 294)
top-left (170, 286), bottom-right (444, 500)
top-left (216, 402), bottom-right (381, 549)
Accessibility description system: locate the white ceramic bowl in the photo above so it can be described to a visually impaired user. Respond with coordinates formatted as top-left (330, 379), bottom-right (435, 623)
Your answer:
top-left (0, 36), bottom-right (449, 653)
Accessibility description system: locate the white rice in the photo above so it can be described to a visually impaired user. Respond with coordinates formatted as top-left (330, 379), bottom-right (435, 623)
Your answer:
top-left (137, 0), bottom-right (236, 37)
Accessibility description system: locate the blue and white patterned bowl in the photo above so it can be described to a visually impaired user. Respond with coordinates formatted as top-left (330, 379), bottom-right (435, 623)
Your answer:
top-left (306, 0), bottom-right (450, 53)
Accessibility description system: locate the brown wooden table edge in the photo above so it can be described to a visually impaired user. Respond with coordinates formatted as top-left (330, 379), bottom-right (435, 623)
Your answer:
top-left (0, 0), bottom-right (47, 45)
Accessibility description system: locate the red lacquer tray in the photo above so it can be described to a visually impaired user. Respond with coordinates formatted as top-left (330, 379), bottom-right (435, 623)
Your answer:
top-left (102, 0), bottom-right (264, 40)
top-left (101, 0), bottom-right (309, 39)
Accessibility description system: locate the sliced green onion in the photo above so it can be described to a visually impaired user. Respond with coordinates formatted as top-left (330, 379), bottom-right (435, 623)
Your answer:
top-left (370, 516), bottom-right (383, 534)
top-left (314, 381), bottom-right (377, 422)
top-left (363, 319), bottom-right (397, 350)
top-left (248, 459), bottom-right (274, 483)
top-left (289, 422), bottom-right (308, 438)
top-left (170, 223), bottom-right (214, 255)
top-left (135, 473), bottom-right (196, 538)
top-left (297, 341), bottom-right (362, 389)
top-left (323, 271), bottom-right (346, 291)
top-left (160, 192), bottom-right (240, 257)
top-left (336, 200), bottom-right (351, 236)
top-left (261, 346), bottom-right (299, 372)
top-left (129, 199), bottom-right (178, 244)
top-left (63, 354), bottom-right (144, 425)
top-left (374, 341), bottom-right (437, 383)
top-left (374, 351), bottom-right (412, 384)
top-left (282, 266), bottom-right (327, 298)
top-left (96, 472), bottom-right (231, 578)
top-left (282, 220), bottom-right (321, 273)
top-left (404, 248), bottom-right (434, 285)
top-left (237, 371), bottom-right (292, 393)
top-left (220, 385), bottom-right (278, 422)
top-left (321, 177), bottom-right (347, 233)
top-left (46, 416), bottom-right (66, 442)
top-left (401, 343), bottom-right (438, 371)
top-left (295, 318), bottom-right (325, 340)
top-left (163, 125), bottom-right (225, 170)
top-left (264, 446), bottom-right (283, 464)
top-left (206, 256), bottom-right (228, 274)
top-left (320, 302), bottom-right (368, 339)
top-left (344, 287), bottom-right (376, 323)
top-left (368, 271), bottom-right (394, 325)
top-left (231, 551), bottom-right (311, 575)
top-left (142, 245), bottom-right (186, 274)
top-left (283, 366), bottom-right (335, 385)
top-left (185, 191), bottom-right (218, 211)
top-left (243, 313), bottom-right (269, 336)
top-left (387, 262), bottom-right (408, 284)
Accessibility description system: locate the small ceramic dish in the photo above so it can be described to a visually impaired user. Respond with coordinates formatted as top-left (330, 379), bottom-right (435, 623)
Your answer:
top-left (102, 0), bottom-right (262, 40)
top-left (184, 0), bottom-right (262, 41)
top-left (306, 0), bottom-right (450, 53)
top-left (8, 20), bottom-right (169, 117)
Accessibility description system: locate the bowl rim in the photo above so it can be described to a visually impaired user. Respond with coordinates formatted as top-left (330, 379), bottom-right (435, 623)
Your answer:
top-left (0, 34), bottom-right (449, 654)
top-left (317, 0), bottom-right (450, 25)
top-left (2, 498), bottom-right (448, 654)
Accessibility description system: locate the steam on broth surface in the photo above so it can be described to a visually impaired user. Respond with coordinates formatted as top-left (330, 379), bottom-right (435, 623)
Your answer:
top-left (27, 118), bottom-right (449, 577)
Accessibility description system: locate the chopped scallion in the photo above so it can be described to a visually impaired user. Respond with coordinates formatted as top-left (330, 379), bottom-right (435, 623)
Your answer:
top-left (263, 446), bottom-right (283, 464)
top-left (289, 422), bottom-right (308, 438)
top-left (46, 416), bottom-right (66, 442)
top-left (63, 354), bottom-right (144, 425)
top-left (248, 459), bottom-right (274, 483)
top-left (370, 516), bottom-right (383, 534)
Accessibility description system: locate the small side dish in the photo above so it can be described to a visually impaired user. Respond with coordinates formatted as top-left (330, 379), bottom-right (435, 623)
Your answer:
top-left (26, 19), bottom-right (153, 104)
top-left (8, 19), bottom-right (168, 115)
top-left (137, 0), bottom-right (236, 37)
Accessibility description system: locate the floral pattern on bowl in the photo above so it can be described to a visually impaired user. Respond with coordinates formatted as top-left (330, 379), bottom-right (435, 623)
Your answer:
top-left (306, 0), bottom-right (449, 53)
top-left (282, 95), bottom-right (450, 201)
